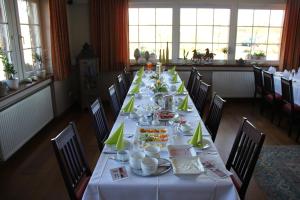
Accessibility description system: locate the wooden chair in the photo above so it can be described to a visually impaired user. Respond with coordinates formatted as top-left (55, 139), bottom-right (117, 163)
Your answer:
top-left (279, 78), bottom-right (300, 138)
top-left (187, 67), bottom-right (197, 94)
top-left (190, 72), bottom-right (203, 103)
top-left (108, 84), bottom-right (121, 119)
top-left (261, 71), bottom-right (281, 122)
top-left (89, 98), bottom-right (110, 152)
top-left (205, 94), bottom-right (226, 142)
top-left (115, 74), bottom-right (127, 104)
top-left (122, 71), bottom-right (131, 92)
top-left (194, 81), bottom-right (210, 117)
top-left (51, 122), bottom-right (92, 200)
top-left (253, 66), bottom-right (263, 103)
top-left (226, 117), bottom-right (266, 199)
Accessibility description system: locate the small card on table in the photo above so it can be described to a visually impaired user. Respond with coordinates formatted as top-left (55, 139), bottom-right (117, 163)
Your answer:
top-left (202, 160), bottom-right (229, 178)
top-left (110, 166), bottom-right (128, 181)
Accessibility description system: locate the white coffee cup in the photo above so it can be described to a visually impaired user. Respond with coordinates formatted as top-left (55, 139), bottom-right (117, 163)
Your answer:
top-left (180, 123), bottom-right (192, 132)
top-left (141, 157), bottom-right (158, 176)
top-left (144, 146), bottom-right (160, 158)
top-left (129, 151), bottom-right (145, 169)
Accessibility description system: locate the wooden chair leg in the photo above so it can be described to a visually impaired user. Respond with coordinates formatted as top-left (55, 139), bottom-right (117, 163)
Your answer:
top-left (297, 130), bottom-right (300, 142)
top-left (288, 116), bottom-right (294, 136)
top-left (253, 91), bottom-right (257, 106)
top-left (278, 115), bottom-right (282, 127)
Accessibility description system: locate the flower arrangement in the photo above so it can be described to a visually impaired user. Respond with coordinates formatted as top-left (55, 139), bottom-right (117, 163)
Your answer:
top-left (152, 79), bottom-right (168, 93)
top-left (150, 73), bottom-right (159, 80)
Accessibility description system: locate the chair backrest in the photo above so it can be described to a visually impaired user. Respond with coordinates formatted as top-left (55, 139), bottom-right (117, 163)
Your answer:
top-left (51, 122), bottom-right (91, 200)
top-left (108, 84), bottom-right (121, 119)
top-left (226, 117), bottom-right (265, 199)
top-left (187, 67), bottom-right (197, 94)
top-left (122, 71), bottom-right (131, 92)
top-left (89, 98), bottom-right (110, 151)
top-left (253, 66), bottom-right (263, 89)
top-left (191, 72), bottom-right (203, 102)
top-left (116, 74), bottom-right (127, 103)
top-left (205, 94), bottom-right (226, 142)
top-left (194, 81), bottom-right (210, 117)
top-left (281, 77), bottom-right (294, 107)
top-left (262, 71), bottom-right (275, 95)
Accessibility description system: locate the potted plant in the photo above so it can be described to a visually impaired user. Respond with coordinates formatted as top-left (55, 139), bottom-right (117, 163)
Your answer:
top-left (0, 47), bottom-right (19, 90)
top-left (221, 47), bottom-right (228, 63)
top-left (252, 51), bottom-right (266, 60)
top-left (33, 52), bottom-right (46, 79)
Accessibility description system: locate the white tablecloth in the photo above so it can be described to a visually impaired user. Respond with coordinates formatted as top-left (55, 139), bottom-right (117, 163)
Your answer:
top-left (83, 71), bottom-right (239, 200)
top-left (274, 75), bottom-right (300, 105)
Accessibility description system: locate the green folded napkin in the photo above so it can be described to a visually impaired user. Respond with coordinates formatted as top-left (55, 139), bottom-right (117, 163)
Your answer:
top-left (137, 67), bottom-right (144, 76)
top-left (189, 122), bottom-right (203, 147)
top-left (177, 81), bottom-right (185, 94)
top-left (178, 95), bottom-right (188, 111)
top-left (122, 96), bottom-right (135, 113)
top-left (168, 66), bottom-right (176, 75)
top-left (130, 84), bottom-right (140, 94)
top-left (134, 75), bottom-right (142, 84)
top-left (104, 122), bottom-right (125, 150)
top-left (172, 74), bottom-right (178, 83)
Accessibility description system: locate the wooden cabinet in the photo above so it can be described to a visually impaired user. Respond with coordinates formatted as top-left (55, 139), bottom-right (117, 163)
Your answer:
top-left (77, 44), bottom-right (100, 110)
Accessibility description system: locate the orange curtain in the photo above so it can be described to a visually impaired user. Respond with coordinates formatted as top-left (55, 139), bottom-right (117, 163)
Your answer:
top-left (279, 0), bottom-right (300, 70)
top-left (90, 0), bottom-right (129, 72)
top-left (49, 0), bottom-right (71, 80)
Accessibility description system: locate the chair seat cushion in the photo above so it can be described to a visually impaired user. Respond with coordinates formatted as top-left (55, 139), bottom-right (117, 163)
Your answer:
top-left (282, 103), bottom-right (300, 114)
top-left (75, 174), bottom-right (91, 200)
top-left (230, 175), bottom-right (241, 191)
top-left (256, 86), bottom-right (263, 93)
top-left (265, 93), bottom-right (282, 103)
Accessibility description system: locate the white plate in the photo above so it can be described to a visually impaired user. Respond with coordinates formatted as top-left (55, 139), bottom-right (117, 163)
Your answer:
top-left (167, 145), bottom-right (196, 157)
top-left (170, 156), bottom-right (205, 175)
top-left (192, 138), bottom-right (210, 150)
top-left (175, 91), bottom-right (188, 96)
top-left (177, 106), bottom-right (193, 112)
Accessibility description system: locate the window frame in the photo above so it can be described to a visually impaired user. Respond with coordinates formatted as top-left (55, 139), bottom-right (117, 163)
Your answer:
top-left (129, 7), bottom-right (173, 61)
top-left (235, 9), bottom-right (284, 61)
top-left (0, 0), bottom-right (42, 81)
top-left (128, 1), bottom-right (285, 65)
top-left (179, 8), bottom-right (231, 60)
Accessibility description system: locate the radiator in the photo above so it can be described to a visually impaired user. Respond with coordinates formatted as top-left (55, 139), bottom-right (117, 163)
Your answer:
top-left (0, 86), bottom-right (54, 161)
top-left (212, 71), bottom-right (254, 98)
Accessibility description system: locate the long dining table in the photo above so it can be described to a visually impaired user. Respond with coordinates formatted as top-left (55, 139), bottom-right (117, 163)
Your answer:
top-left (273, 72), bottom-right (300, 105)
top-left (82, 70), bottom-right (239, 200)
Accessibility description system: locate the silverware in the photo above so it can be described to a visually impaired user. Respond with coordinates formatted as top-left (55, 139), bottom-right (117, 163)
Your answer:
top-left (103, 151), bottom-right (117, 154)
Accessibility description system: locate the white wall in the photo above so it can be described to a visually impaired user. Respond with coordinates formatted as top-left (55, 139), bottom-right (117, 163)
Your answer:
top-left (67, 1), bottom-right (90, 65)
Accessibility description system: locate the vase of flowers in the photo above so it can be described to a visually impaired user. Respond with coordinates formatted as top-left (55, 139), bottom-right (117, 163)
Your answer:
top-left (152, 79), bottom-right (168, 93)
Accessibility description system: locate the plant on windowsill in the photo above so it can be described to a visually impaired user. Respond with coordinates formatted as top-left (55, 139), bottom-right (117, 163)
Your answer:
top-left (0, 47), bottom-right (19, 90)
top-left (221, 47), bottom-right (228, 64)
top-left (33, 52), bottom-right (46, 79)
top-left (252, 51), bottom-right (266, 61)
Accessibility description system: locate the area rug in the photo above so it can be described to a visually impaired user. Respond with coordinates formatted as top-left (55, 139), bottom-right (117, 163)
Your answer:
top-left (254, 145), bottom-right (300, 200)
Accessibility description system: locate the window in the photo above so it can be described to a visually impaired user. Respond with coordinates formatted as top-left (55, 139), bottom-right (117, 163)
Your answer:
top-left (129, 8), bottom-right (172, 60)
top-left (180, 8), bottom-right (230, 60)
top-left (0, 0), bottom-right (12, 80)
top-left (0, 0), bottom-right (42, 81)
top-left (235, 9), bottom-right (284, 61)
top-left (17, 0), bottom-right (42, 73)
